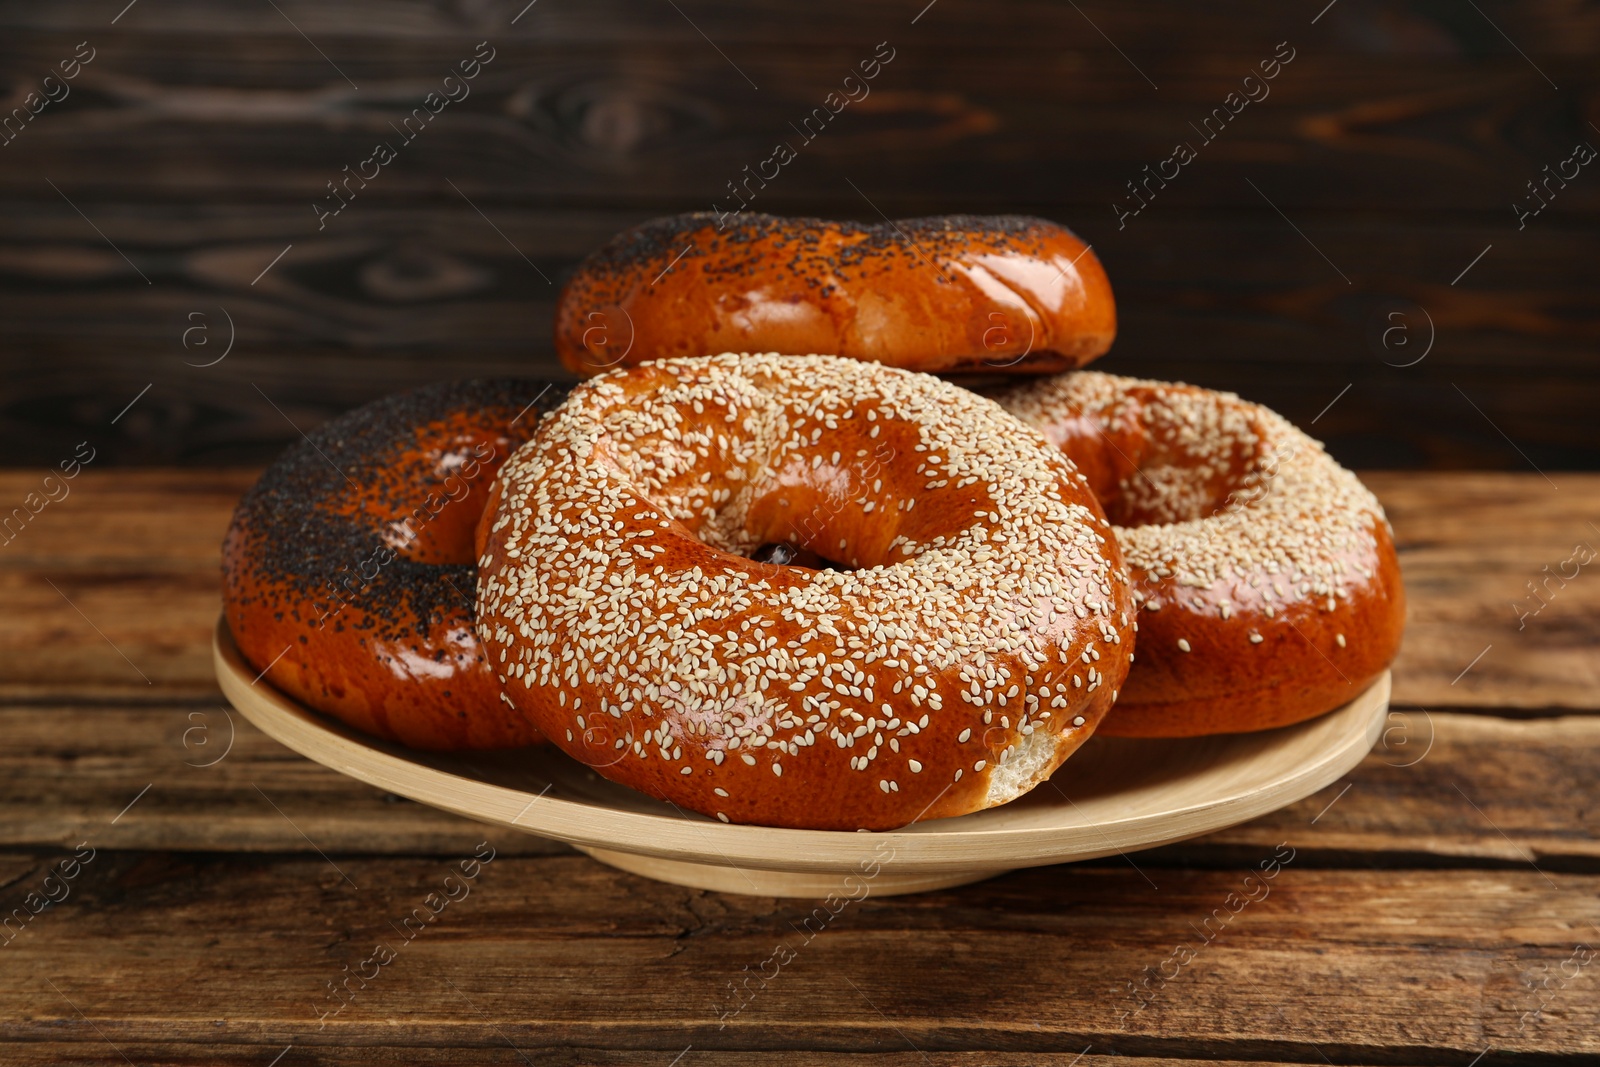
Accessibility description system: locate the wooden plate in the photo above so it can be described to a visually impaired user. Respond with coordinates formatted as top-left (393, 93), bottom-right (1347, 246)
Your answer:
top-left (215, 619), bottom-right (1389, 898)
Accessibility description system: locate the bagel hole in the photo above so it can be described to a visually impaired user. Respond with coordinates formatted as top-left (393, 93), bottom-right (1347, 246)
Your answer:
top-left (1084, 394), bottom-right (1271, 528)
top-left (733, 404), bottom-right (960, 572)
top-left (611, 392), bottom-right (980, 574)
top-left (748, 541), bottom-right (854, 572)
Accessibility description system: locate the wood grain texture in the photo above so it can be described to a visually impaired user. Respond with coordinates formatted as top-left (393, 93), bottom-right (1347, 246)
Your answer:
top-left (1, 204), bottom-right (1596, 468)
top-left (1366, 471), bottom-right (1600, 710)
top-left (2, 0), bottom-right (1598, 50)
top-left (0, 853), bottom-right (1594, 1059)
top-left (9, 1048), bottom-right (1587, 1067)
top-left (0, 0), bottom-right (1597, 467)
top-left (4, 0), bottom-right (1598, 52)
top-left (0, 470), bottom-right (246, 697)
top-left (0, 46), bottom-right (1590, 213)
top-left (3, 471), bottom-right (1595, 709)
top-left (2, 704), bottom-right (1594, 870)
top-left (0, 1055), bottom-right (1401, 1067)
top-left (0, 471), bottom-right (1594, 1062)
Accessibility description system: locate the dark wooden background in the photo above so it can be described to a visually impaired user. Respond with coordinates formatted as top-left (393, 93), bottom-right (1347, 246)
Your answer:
top-left (1, 0), bottom-right (1595, 470)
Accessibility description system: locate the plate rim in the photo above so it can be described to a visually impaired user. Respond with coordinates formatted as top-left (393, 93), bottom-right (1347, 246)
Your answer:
top-left (214, 617), bottom-right (1389, 875)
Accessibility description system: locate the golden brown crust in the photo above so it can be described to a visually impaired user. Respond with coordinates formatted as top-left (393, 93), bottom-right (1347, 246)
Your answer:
top-left (994, 371), bottom-right (1406, 738)
top-left (555, 213), bottom-right (1116, 377)
top-left (222, 380), bottom-right (566, 750)
top-left (477, 354), bottom-right (1136, 829)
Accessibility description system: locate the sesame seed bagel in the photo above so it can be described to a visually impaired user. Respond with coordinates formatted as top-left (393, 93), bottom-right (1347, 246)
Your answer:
top-left (223, 379), bottom-right (567, 750)
top-left (994, 371), bottom-right (1405, 737)
top-left (554, 212), bottom-right (1115, 378)
top-left (476, 353), bottom-right (1136, 830)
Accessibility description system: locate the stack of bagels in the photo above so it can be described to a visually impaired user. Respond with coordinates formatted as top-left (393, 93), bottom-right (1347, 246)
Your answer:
top-left (224, 212), bottom-right (1404, 831)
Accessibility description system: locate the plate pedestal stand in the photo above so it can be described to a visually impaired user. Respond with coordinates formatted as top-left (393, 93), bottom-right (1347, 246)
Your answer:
top-left (574, 846), bottom-right (1010, 897)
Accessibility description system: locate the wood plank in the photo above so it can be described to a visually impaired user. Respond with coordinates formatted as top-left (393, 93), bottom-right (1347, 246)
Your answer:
top-left (3, 207), bottom-right (1593, 356)
top-left (0, 1054), bottom-right (1347, 1067)
top-left (18, 346), bottom-right (1600, 470)
top-left (1, 704), bottom-right (1594, 868)
top-left (1, 205), bottom-right (1596, 468)
top-left (0, 853), bottom-right (1593, 1058)
top-left (0, 701), bottom-right (567, 857)
top-left (0, 38), bottom-right (1593, 213)
top-left (5, 8), bottom-right (1598, 469)
top-left (1181, 712), bottom-right (1600, 869)
top-left (3, 0), bottom-right (1598, 56)
top-left (1363, 472), bottom-right (1600, 710)
top-left (2, 471), bottom-right (1595, 710)
top-left (0, 470), bottom-right (249, 699)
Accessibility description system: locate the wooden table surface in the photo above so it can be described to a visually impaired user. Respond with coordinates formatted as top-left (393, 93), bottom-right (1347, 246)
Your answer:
top-left (1, 469), bottom-right (1596, 1064)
